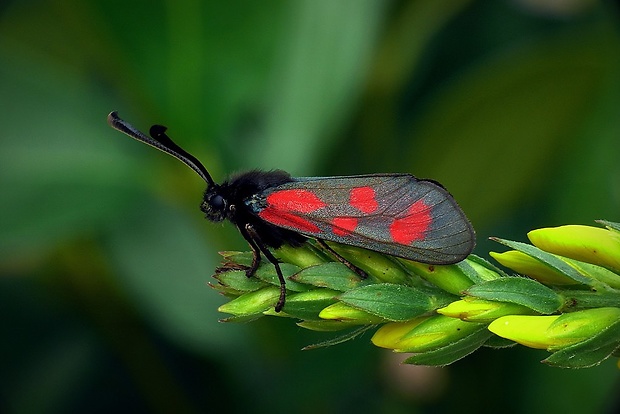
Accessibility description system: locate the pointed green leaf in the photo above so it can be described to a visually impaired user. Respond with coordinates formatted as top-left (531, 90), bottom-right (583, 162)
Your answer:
top-left (291, 262), bottom-right (372, 291)
top-left (254, 263), bottom-right (308, 292)
top-left (296, 320), bottom-right (363, 332)
top-left (466, 277), bottom-right (563, 314)
top-left (302, 325), bottom-right (377, 350)
top-left (492, 238), bottom-right (594, 286)
top-left (218, 251), bottom-right (255, 267)
top-left (212, 269), bottom-right (268, 293)
top-left (403, 327), bottom-right (492, 366)
top-left (597, 220), bottom-right (620, 233)
top-left (276, 289), bottom-right (339, 320)
top-left (339, 284), bottom-right (433, 321)
top-left (483, 335), bottom-right (517, 349)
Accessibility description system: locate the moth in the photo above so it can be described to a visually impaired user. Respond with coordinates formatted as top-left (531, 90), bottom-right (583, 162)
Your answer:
top-left (108, 112), bottom-right (475, 311)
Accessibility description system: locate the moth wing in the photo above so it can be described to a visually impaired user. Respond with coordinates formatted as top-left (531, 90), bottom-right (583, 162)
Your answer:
top-left (252, 174), bottom-right (475, 264)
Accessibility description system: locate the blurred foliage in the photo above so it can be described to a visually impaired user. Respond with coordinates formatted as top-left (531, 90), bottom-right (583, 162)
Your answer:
top-left (1, 0), bottom-right (619, 413)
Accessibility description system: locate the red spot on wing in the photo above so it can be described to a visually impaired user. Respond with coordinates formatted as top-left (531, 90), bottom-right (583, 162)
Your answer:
top-left (389, 200), bottom-right (432, 245)
top-left (331, 217), bottom-right (358, 236)
top-left (350, 187), bottom-right (378, 214)
top-left (266, 189), bottom-right (326, 213)
top-left (258, 189), bottom-right (326, 233)
top-left (259, 208), bottom-right (320, 233)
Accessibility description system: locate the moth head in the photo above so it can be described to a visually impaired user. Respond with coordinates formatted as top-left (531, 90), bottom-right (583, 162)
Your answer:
top-left (200, 186), bottom-right (227, 222)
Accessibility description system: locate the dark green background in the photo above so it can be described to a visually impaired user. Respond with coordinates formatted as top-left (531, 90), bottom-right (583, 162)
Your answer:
top-left (1, 1), bottom-right (619, 413)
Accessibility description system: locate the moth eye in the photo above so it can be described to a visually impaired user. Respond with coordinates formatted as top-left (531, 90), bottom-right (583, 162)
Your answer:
top-left (211, 194), bottom-right (226, 210)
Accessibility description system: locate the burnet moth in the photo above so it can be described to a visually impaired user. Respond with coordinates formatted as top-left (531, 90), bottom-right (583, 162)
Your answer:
top-left (108, 112), bottom-right (475, 312)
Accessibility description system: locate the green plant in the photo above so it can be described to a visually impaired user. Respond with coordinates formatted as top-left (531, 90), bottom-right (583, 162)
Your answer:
top-left (212, 221), bottom-right (620, 368)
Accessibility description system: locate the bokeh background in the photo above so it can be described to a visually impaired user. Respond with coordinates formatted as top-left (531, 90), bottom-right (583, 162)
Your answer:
top-left (2, 0), bottom-right (619, 413)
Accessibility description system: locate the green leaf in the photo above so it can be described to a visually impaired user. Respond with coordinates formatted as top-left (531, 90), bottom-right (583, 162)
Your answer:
top-left (296, 320), bottom-right (364, 332)
top-left (483, 335), bottom-right (517, 349)
top-left (277, 289), bottom-right (340, 321)
top-left (560, 290), bottom-right (620, 312)
top-left (302, 325), bottom-right (377, 350)
top-left (339, 284), bottom-right (433, 321)
top-left (290, 262), bottom-right (370, 291)
top-left (597, 220), bottom-right (620, 233)
top-left (403, 327), bottom-right (492, 366)
top-left (466, 255), bottom-right (509, 280)
top-left (254, 263), bottom-right (309, 292)
top-left (492, 238), bottom-right (594, 286)
top-left (218, 251), bottom-right (255, 267)
top-left (219, 314), bottom-right (264, 324)
top-left (212, 269), bottom-right (268, 293)
top-left (466, 277), bottom-right (563, 314)
top-left (561, 258), bottom-right (620, 290)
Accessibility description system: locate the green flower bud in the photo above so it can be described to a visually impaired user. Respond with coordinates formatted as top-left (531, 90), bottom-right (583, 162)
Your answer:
top-left (217, 286), bottom-right (280, 316)
top-left (528, 225), bottom-right (620, 272)
top-left (218, 286), bottom-right (281, 316)
top-left (372, 315), bottom-right (484, 352)
top-left (319, 302), bottom-right (387, 324)
top-left (263, 289), bottom-right (339, 320)
top-left (438, 298), bottom-right (535, 323)
top-left (398, 259), bottom-right (474, 295)
top-left (326, 243), bottom-right (411, 284)
top-left (545, 307), bottom-right (620, 350)
top-left (275, 243), bottom-right (329, 268)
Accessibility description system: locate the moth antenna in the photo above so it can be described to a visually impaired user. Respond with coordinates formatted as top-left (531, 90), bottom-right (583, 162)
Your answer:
top-left (107, 111), bottom-right (215, 187)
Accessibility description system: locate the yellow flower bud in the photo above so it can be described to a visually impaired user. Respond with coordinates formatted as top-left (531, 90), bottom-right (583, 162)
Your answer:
top-left (488, 308), bottom-right (620, 350)
top-left (528, 225), bottom-right (620, 272)
top-left (371, 318), bottom-right (429, 349)
top-left (372, 315), bottom-right (483, 352)
top-left (488, 315), bottom-right (560, 349)
top-left (490, 250), bottom-right (578, 285)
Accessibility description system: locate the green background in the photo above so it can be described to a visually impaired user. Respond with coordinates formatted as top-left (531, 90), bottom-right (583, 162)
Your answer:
top-left (1, 0), bottom-right (619, 413)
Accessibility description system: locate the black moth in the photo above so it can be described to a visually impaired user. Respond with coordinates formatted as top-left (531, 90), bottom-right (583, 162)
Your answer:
top-left (108, 112), bottom-right (475, 312)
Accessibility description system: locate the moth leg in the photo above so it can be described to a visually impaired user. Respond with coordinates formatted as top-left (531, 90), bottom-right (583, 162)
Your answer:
top-left (237, 224), bottom-right (261, 278)
top-left (314, 239), bottom-right (368, 279)
top-left (244, 223), bottom-right (287, 313)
